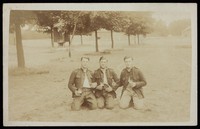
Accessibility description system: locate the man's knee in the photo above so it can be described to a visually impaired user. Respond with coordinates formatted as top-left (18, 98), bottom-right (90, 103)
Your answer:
top-left (97, 101), bottom-right (105, 109)
top-left (71, 103), bottom-right (81, 111)
top-left (97, 97), bottom-right (105, 109)
top-left (89, 102), bottom-right (97, 110)
top-left (133, 98), bottom-right (144, 110)
top-left (105, 97), bottom-right (115, 109)
top-left (106, 102), bottom-right (114, 109)
top-left (119, 99), bottom-right (130, 109)
top-left (87, 98), bottom-right (98, 110)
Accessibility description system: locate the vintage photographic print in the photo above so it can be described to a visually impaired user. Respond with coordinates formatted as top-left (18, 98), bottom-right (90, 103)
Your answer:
top-left (3, 3), bottom-right (197, 126)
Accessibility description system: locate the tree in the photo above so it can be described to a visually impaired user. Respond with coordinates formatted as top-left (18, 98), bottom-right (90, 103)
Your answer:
top-left (120, 13), bottom-right (138, 45)
top-left (122, 12), bottom-right (154, 45)
top-left (101, 11), bottom-right (125, 48)
top-left (35, 11), bottom-right (61, 47)
top-left (56, 11), bottom-right (83, 57)
top-left (88, 11), bottom-right (106, 52)
top-left (87, 11), bottom-right (125, 51)
top-left (123, 17), bottom-right (136, 45)
top-left (75, 12), bottom-right (92, 45)
top-left (10, 10), bottom-right (37, 68)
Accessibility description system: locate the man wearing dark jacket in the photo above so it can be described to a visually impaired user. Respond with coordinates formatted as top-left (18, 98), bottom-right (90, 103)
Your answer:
top-left (119, 56), bottom-right (147, 110)
top-left (68, 57), bottom-right (97, 111)
top-left (93, 56), bottom-right (120, 109)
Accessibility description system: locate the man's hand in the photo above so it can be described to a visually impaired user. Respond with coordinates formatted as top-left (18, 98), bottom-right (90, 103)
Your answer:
top-left (90, 82), bottom-right (97, 88)
top-left (74, 89), bottom-right (82, 96)
top-left (96, 83), bottom-right (104, 90)
top-left (112, 81), bottom-right (116, 86)
top-left (105, 85), bottom-right (113, 92)
top-left (128, 80), bottom-right (136, 88)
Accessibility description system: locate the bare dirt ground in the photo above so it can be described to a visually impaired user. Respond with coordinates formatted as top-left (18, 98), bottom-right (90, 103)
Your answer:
top-left (7, 35), bottom-right (192, 123)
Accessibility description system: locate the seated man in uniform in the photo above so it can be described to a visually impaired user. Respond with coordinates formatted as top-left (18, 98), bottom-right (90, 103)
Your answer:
top-left (68, 57), bottom-right (97, 111)
top-left (93, 56), bottom-right (119, 109)
top-left (119, 56), bottom-right (147, 110)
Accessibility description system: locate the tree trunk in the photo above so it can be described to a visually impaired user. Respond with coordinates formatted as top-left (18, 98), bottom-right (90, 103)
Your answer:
top-left (128, 34), bottom-right (131, 46)
top-left (134, 35), bottom-right (136, 44)
top-left (70, 23), bottom-right (77, 44)
top-left (81, 34), bottom-right (83, 45)
top-left (68, 35), bottom-right (71, 58)
top-left (15, 22), bottom-right (25, 68)
top-left (95, 30), bottom-right (99, 52)
top-left (13, 31), bottom-right (16, 45)
top-left (137, 34), bottom-right (140, 45)
top-left (50, 27), bottom-right (54, 47)
top-left (68, 22), bottom-right (77, 58)
top-left (111, 30), bottom-right (114, 48)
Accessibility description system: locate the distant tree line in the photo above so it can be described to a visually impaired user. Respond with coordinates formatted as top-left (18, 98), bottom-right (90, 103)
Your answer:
top-left (151, 19), bottom-right (191, 36)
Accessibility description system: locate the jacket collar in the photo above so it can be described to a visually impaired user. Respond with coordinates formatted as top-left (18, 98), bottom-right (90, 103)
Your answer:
top-left (125, 66), bottom-right (136, 73)
top-left (100, 67), bottom-right (107, 73)
top-left (96, 67), bottom-right (108, 74)
top-left (80, 67), bottom-right (88, 73)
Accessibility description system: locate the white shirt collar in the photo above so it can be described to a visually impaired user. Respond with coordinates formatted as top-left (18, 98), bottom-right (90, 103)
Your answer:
top-left (100, 68), bottom-right (107, 72)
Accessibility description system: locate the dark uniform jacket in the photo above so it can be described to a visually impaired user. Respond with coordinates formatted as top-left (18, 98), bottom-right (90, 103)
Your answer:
top-left (93, 68), bottom-right (120, 98)
top-left (68, 68), bottom-right (94, 97)
top-left (119, 67), bottom-right (147, 99)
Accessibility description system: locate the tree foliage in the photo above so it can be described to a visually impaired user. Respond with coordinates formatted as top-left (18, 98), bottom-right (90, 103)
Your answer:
top-left (122, 12), bottom-right (153, 35)
top-left (35, 11), bottom-right (154, 50)
top-left (10, 10), bottom-right (36, 33)
top-left (75, 12), bottom-right (93, 36)
top-left (35, 11), bottom-right (61, 47)
top-left (35, 11), bottom-right (61, 33)
top-left (120, 12), bottom-right (154, 45)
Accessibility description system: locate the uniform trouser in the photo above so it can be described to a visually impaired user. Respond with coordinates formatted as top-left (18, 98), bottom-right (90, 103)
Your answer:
top-left (71, 90), bottom-right (97, 111)
top-left (96, 91), bottom-right (115, 109)
top-left (119, 89), bottom-right (144, 110)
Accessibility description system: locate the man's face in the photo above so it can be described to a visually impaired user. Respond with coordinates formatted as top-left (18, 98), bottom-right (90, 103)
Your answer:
top-left (99, 59), bottom-right (108, 69)
top-left (81, 58), bottom-right (89, 69)
top-left (124, 58), bottom-right (133, 69)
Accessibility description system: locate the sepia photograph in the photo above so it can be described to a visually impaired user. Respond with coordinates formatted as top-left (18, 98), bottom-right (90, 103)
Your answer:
top-left (3, 3), bottom-right (197, 126)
